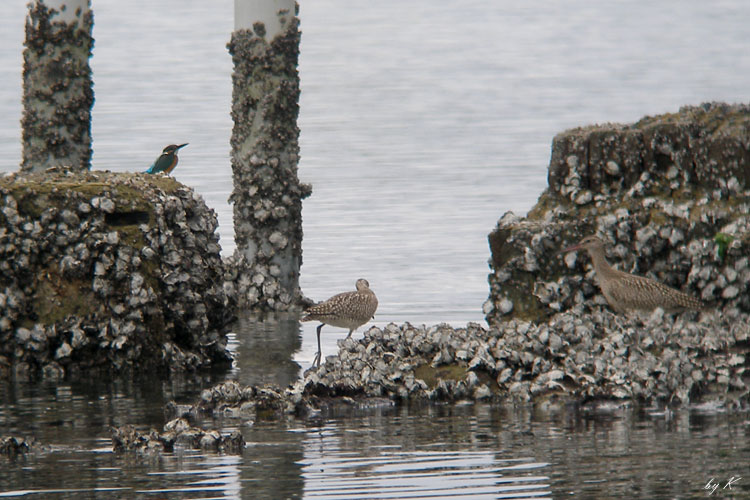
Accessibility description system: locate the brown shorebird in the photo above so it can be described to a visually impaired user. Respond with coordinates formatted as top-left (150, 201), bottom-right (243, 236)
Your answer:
top-left (301, 278), bottom-right (378, 367)
top-left (563, 235), bottom-right (705, 313)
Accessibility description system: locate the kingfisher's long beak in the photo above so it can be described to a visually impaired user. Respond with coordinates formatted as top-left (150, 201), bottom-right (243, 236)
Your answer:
top-left (176, 143), bottom-right (188, 150)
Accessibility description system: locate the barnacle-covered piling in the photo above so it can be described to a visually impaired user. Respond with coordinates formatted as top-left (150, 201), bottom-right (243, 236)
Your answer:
top-left (225, 3), bottom-right (311, 311)
top-left (22, 0), bottom-right (94, 172)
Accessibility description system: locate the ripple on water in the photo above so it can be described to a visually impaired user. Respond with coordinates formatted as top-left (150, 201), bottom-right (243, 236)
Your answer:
top-left (300, 427), bottom-right (551, 499)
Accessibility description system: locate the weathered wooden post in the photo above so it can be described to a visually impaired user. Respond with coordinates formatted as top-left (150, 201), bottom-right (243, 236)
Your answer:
top-left (21, 0), bottom-right (94, 172)
top-left (226, 0), bottom-right (311, 311)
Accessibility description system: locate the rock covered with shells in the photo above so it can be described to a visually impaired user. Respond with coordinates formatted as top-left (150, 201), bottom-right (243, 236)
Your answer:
top-left (166, 380), bottom-right (311, 419)
top-left (301, 318), bottom-right (749, 408)
top-left (485, 102), bottom-right (750, 326)
top-left (166, 378), bottom-right (394, 423)
top-left (111, 419), bottom-right (244, 455)
top-left (225, 8), bottom-right (312, 312)
top-left (167, 311), bottom-right (750, 414)
top-left (178, 103), bottom-right (750, 410)
top-left (0, 168), bottom-right (233, 379)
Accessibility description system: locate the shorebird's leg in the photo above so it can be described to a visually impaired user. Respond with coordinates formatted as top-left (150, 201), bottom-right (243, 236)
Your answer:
top-left (346, 329), bottom-right (353, 339)
top-left (314, 324), bottom-right (324, 367)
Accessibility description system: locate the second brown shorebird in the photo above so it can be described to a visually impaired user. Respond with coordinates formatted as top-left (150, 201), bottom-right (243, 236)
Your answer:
top-left (563, 235), bottom-right (705, 313)
top-left (302, 278), bottom-right (378, 367)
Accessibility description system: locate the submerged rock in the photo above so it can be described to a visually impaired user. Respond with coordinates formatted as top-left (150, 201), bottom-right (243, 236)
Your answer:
top-left (0, 436), bottom-right (34, 458)
top-left (0, 168), bottom-right (233, 379)
top-left (112, 420), bottom-right (244, 455)
top-left (167, 380), bottom-right (315, 419)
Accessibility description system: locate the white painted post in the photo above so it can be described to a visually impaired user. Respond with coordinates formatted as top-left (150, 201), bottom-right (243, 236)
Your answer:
top-left (22, 0), bottom-right (94, 172)
top-left (234, 0), bottom-right (294, 39)
top-left (40, 0), bottom-right (89, 23)
top-left (227, 0), bottom-right (311, 311)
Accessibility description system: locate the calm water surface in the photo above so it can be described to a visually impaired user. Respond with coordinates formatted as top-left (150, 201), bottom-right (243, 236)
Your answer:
top-left (1, 1), bottom-right (750, 498)
top-left (2, 345), bottom-right (749, 499)
top-left (2, 315), bottom-right (749, 499)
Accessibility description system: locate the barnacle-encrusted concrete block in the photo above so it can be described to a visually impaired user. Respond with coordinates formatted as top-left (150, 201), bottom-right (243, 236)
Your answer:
top-left (486, 102), bottom-right (750, 326)
top-left (472, 103), bottom-right (750, 406)
top-left (225, 7), bottom-right (312, 312)
top-left (0, 168), bottom-right (233, 379)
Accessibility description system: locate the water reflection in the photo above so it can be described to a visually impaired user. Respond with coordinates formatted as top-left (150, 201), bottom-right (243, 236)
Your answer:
top-left (0, 374), bottom-right (216, 439)
top-left (141, 454), bottom-right (243, 497)
top-left (0, 324), bottom-right (748, 500)
top-left (241, 422), bottom-right (305, 499)
top-left (1, 373), bottom-right (749, 498)
top-left (299, 404), bottom-right (552, 500)
top-left (229, 311), bottom-right (303, 388)
top-left (0, 372), bottom-right (234, 498)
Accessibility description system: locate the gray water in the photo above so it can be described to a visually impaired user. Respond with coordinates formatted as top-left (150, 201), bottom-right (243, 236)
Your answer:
top-left (2, 318), bottom-right (749, 498)
top-left (2, 1), bottom-right (750, 498)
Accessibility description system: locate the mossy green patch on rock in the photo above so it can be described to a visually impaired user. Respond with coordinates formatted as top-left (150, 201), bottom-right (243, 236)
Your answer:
top-left (30, 267), bottom-right (99, 326)
top-left (414, 363), bottom-right (467, 388)
top-left (413, 364), bottom-right (499, 394)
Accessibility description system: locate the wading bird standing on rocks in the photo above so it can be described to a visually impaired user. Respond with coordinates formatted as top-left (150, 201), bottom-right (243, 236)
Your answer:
top-left (302, 278), bottom-right (378, 367)
top-left (562, 235), bottom-right (706, 313)
top-left (145, 143), bottom-right (188, 175)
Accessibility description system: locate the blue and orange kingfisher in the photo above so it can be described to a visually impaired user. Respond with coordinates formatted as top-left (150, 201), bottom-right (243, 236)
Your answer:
top-left (145, 143), bottom-right (188, 175)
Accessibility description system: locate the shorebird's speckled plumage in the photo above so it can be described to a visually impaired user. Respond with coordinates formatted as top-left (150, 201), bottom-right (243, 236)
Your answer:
top-left (302, 278), bottom-right (378, 366)
top-left (564, 235), bottom-right (705, 313)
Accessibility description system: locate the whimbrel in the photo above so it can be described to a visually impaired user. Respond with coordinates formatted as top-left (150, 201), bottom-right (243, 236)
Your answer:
top-left (301, 278), bottom-right (378, 367)
top-left (563, 235), bottom-right (705, 313)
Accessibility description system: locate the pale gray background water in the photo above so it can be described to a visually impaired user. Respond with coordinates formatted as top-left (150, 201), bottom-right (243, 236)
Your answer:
top-left (1, 1), bottom-right (749, 498)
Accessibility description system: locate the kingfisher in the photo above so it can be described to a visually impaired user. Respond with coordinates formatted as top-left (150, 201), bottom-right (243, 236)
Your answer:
top-left (145, 143), bottom-right (188, 175)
